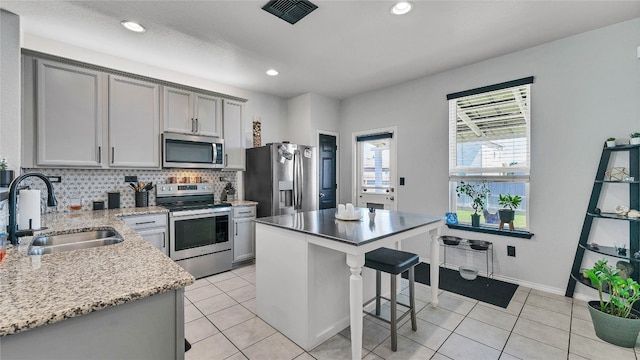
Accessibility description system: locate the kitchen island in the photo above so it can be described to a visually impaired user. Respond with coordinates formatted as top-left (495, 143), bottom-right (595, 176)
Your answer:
top-left (254, 208), bottom-right (443, 360)
top-left (0, 207), bottom-right (194, 359)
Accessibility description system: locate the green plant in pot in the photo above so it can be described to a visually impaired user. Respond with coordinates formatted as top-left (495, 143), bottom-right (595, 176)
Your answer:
top-left (630, 132), bottom-right (640, 145)
top-left (0, 157), bottom-right (14, 187)
top-left (455, 181), bottom-right (490, 227)
top-left (497, 194), bottom-right (521, 227)
top-left (583, 259), bottom-right (640, 347)
top-left (606, 137), bottom-right (616, 148)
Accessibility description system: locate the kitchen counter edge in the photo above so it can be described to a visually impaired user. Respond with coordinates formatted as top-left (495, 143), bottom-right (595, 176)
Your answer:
top-left (0, 206), bottom-right (194, 336)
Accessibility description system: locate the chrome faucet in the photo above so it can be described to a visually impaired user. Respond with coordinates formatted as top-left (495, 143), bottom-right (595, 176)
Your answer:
top-left (7, 173), bottom-right (58, 245)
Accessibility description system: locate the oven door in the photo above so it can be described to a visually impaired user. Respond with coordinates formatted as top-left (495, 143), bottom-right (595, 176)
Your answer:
top-left (169, 208), bottom-right (231, 261)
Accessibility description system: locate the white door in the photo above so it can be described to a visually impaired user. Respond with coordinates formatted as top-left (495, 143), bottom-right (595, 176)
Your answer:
top-left (109, 76), bottom-right (160, 168)
top-left (195, 93), bottom-right (222, 137)
top-left (36, 59), bottom-right (104, 167)
top-left (223, 100), bottom-right (245, 170)
top-left (354, 128), bottom-right (397, 210)
top-left (163, 87), bottom-right (194, 134)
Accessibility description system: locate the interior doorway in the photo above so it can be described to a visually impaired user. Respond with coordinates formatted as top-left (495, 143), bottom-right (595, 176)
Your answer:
top-left (318, 132), bottom-right (337, 210)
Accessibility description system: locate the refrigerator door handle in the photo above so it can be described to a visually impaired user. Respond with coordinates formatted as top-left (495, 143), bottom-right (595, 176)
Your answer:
top-left (293, 151), bottom-right (299, 210)
top-left (298, 151), bottom-right (304, 210)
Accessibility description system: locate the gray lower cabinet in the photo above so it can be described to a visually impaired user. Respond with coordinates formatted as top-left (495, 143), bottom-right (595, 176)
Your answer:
top-left (0, 289), bottom-right (184, 360)
top-left (223, 99), bottom-right (245, 170)
top-left (121, 213), bottom-right (168, 256)
top-left (163, 86), bottom-right (222, 137)
top-left (233, 206), bottom-right (256, 263)
top-left (35, 59), bottom-right (104, 167)
top-left (108, 76), bottom-right (160, 168)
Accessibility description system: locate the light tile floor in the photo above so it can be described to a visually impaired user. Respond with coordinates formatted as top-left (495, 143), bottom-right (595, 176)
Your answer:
top-left (184, 263), bottom-right (640, 360)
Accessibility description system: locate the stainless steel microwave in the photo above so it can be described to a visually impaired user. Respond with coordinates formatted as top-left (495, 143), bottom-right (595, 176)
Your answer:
top-left (162, 132), bottom-right (225, 169)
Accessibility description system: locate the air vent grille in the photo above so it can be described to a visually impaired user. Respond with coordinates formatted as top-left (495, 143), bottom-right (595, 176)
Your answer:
top-left (262, 0), bottom-right (318, 25)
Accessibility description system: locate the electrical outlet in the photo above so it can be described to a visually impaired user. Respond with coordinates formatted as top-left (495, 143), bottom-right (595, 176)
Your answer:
top-left (507, 245), bottom-right (516, 257)
top-left (47, 176), bottom-right (62, 183)
top-left (400, 177), bottom-right (405, 186)
top-left (124, 175), bottom-right (138, 182)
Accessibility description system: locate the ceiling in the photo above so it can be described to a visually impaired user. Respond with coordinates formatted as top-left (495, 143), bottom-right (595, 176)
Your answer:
top-left (2, 1), bottom-right (639, 100)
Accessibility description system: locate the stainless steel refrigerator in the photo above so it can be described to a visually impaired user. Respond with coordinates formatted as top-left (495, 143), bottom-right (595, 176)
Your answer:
top-left (245, 143), bottom-right (317, 218)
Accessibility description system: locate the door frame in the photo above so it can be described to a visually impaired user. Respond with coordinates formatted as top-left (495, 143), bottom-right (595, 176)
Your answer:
top-left (316, 130), bottom-right (339, 209)
top-left (351, 126), bottom-right (398, 210)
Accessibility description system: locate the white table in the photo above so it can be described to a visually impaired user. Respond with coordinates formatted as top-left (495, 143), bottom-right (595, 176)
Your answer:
top-left (255, 209), bottom-right (444, 360)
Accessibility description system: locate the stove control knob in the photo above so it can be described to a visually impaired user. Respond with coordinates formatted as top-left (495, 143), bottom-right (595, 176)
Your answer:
top-left (161, 186), bottom-right (166, 191)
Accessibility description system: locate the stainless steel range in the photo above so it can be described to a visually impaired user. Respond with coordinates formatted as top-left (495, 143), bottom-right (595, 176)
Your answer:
top-left (156, 183), bottom-right (232, 279)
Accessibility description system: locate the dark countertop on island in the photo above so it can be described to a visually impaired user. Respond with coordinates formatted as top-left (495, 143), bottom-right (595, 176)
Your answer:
top-left (254, 208), bottom-right (443, 246)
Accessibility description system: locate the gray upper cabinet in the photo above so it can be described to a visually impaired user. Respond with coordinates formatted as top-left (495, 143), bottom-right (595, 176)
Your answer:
top-left (36, 59), bottom-right (104, 167)
top-left (109, 76), bottom-right (160, 168)
top-left (163, 87), bottom-right (222, 138)
top-left (223, 100), bottom-right (245, 170)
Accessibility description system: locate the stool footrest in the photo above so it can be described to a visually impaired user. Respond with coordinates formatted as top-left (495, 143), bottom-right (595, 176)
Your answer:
top-left (363, 296), bottom-right (413, 325)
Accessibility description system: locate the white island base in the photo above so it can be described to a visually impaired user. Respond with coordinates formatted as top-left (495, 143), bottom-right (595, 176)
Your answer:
top-left (255, 214), bottom-right (442, 358)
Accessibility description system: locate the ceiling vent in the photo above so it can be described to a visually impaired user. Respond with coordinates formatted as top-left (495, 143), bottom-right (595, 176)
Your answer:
top-left (262, 0), bottom-right (318, 25)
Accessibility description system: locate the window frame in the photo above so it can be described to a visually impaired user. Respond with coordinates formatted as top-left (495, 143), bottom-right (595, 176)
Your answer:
top-left (447, 77), bottom-right (533, 231)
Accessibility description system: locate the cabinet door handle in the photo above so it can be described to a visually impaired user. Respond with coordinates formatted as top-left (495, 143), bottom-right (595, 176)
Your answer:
top-left (162, 232), bottom-right (166, 249)
top-left (135, 220), bottom-right (156, 225)
top-left (238, 211), bottom-right (251, 214)
top-left (111, 147), bottom-right (115, 164)
top-left (235, 223), bottom-right (238, 236)
top-left (225, 154), bottom-right (228, 167)
top-left (191, 118), bottom-right (195, 132)
top-left (97, 146), bottom-right (101, 163)
top-left (195, 118), bottom-right (199, 132)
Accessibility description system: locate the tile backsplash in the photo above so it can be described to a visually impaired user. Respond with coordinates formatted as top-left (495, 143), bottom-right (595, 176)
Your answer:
top-left (21, 168), bottom-right (238, 213)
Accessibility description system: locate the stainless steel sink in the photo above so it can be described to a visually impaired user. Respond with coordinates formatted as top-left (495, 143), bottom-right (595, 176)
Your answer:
top-left (28, 229), bottom-right (124, 255)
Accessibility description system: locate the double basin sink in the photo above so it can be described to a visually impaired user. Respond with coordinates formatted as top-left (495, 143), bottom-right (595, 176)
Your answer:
top-left (28, 228), bottom-right (124, 255)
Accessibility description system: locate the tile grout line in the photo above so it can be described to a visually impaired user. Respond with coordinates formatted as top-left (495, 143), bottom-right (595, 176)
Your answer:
top-left (498, 287), bottom-right (529, 359)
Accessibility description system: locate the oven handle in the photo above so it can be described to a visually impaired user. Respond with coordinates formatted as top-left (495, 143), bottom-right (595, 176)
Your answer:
top-left (169, 209), bottom-right (231, 219)
top-left (212, 144), bottom-right (218, 165)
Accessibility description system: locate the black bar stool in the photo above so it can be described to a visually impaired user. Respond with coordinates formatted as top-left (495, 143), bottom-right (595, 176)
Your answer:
top-left (363, 247), bottom-right (419, 351)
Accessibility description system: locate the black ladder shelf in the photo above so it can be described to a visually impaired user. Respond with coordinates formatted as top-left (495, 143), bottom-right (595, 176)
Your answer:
top-left (565, 143), bottom-right (640, 297)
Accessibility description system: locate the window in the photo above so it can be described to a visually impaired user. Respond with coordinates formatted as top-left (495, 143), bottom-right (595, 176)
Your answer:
top-left (448, 77), bottom-right (533, 230)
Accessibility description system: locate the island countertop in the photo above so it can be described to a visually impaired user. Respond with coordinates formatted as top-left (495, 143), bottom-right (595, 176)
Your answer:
top-left (254, 208), bottom-right (443, 246)
top-left (0, 207), bottom-right (194, 336)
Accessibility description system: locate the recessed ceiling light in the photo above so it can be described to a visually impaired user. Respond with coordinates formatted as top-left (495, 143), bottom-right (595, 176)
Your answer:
top-left (266, 69), bottom-right (279, 76)
top-left (121, 20), bottom-right (146, 33)
top-left (390, 1), bottom-right (413, 15)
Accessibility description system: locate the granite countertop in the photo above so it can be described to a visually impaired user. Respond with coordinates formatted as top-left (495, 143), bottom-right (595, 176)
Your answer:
top-left (0, 206), bottom-right (194, 336)
top-left (254, 208), bottom-right (443, 246)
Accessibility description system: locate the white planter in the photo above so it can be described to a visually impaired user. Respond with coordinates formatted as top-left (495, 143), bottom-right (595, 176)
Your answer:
top-left (606, 140), bottom-right (616, 147)
top-left (630, 137), bottom-right (640, 145)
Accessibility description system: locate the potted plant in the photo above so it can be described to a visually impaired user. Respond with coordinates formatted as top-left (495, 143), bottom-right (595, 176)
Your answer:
top-left (606, 137), bottom-right (616, 147)
top-left (630, 132), bottom-right (640, 145)
top-left (455, 181), bottom-right (490, 227)
top-left (583, 259), bottom-right (640, 347)
top-left (0, 157), bottom-right (14, 187)
top-left (497, 194), bottom-right (522, 225)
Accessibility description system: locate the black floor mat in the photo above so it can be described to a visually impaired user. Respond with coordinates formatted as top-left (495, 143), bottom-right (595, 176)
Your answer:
top-left (403, 262), bottom-right (518, 308)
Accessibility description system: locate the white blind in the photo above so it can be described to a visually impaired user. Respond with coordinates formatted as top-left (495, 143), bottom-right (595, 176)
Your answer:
top-left (448, 84), bottom-right (531, 182)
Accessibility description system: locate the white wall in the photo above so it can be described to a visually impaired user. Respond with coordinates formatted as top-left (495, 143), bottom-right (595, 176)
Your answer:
top-left (287, 92), bottom-right (340, 146)
top-left (0, 10), bottom-right (21, 171)
top-left (287, 93), bottom-right (312, 145)
top-left (309, 93), bottom-right (340, 146)
top-left (339, 18), bottom-right (640, 294)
